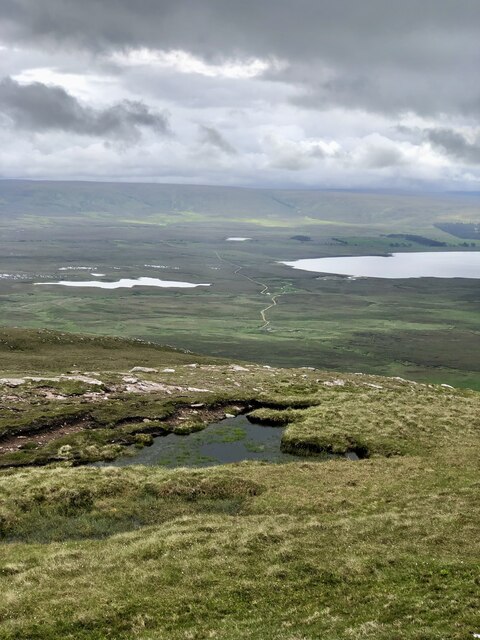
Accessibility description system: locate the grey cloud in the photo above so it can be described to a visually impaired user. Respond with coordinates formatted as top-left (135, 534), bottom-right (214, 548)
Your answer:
top-left (264, 136), bottom-right (328, 171)
top-left (270, 154), bottom-right (312, 171)
top-left (0, 77), bottom-right (170, 140)
top-left (281, 55), bottom-right (480, 118)
top-left (199, 125), bottom-right (237, 155)
top-left (1, 1), bottom-right (478, 61)
top-left (1, 1), bottom-right (480, 118)
top-left (360, 145), bottom-right (406, 169)
top-left (427, 128), bottom-right (480, 164)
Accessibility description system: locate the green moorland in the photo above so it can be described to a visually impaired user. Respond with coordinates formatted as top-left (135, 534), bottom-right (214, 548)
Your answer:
top-left (0, 329), bottom-right (479, 639)
top-left (1, 181), bottom-right (480, 388)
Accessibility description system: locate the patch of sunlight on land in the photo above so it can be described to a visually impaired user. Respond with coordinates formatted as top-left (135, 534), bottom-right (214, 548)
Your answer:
top-left (120, 211), bottom-right (208, 226)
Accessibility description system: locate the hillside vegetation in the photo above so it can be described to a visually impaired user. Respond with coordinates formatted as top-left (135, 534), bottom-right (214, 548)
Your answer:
top-left (0, 329), bottom-right (479, 639)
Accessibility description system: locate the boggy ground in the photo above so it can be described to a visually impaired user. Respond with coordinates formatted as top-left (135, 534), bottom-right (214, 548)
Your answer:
top-left (3, 333), bottom-right (477, 467)
top-left (0, 329), bottom-right (479, 639)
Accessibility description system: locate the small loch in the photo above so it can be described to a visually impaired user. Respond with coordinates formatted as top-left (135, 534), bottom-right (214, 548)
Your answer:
top-left (35, 277), bottom-right (211, 289)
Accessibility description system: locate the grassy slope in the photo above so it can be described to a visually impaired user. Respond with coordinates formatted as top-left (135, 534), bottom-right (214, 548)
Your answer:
top-left (0, 329), bottom-right (479, 639)
top-left (0, 327), bottom-right (223, 374)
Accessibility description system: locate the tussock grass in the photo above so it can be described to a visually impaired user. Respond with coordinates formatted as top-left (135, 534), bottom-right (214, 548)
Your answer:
top-left (0, 449), bottom-right (479, 639)
top-left (280, 386), bottom-right (480, 457)
top-left (0, 330), bottom-right (479, 638)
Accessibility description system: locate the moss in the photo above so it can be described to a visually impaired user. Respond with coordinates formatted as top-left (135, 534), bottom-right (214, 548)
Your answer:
top-left (247, 407), bottom-right (302, 426)
top-left (88, 397), bottom-right (176, 427)
top-left (0, 402), bottom-right (91, 439)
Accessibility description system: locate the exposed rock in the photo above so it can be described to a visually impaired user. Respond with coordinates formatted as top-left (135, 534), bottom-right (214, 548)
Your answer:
top-left (124, 381), bottom-right (182, 394)
top-left (0, 378), bottom-right (25, 387)
top-left (0, 374), bottom-right (104, 387)
top-left (392, 376), bottom-right (417, 385)
top-left (130, 366), bottom-right (159, 373)
top-left (42, 391), bottom-right (68, 400)
top-left (323, 379), bottom-right (346, 387)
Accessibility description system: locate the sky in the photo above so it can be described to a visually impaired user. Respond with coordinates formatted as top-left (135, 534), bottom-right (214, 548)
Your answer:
top-left (0, 0), bottom-right (479, 190)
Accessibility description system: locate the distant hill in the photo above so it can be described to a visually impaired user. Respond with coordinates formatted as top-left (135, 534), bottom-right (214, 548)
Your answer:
top-left (1, 179), bottom-right (480, 229)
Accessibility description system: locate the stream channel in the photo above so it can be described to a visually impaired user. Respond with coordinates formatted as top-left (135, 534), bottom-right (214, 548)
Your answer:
top-left (97, 414), bottom-right (358, 468)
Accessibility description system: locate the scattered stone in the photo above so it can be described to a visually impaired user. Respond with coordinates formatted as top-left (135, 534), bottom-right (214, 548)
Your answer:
top-left (60, 375), bottom-right (103, 385)
top-left (130, 366), bottom-right (158, 373)
top-left (0, 378), bottom-right (25, 387)
top-left (392, 376), bottom-right (417, 384)
top-left (43, 391), bottom-right (68, 400)
top-left (441, 383), bottom-right (454, 389)
top-left (225, 413), bottom-right (235, 418)
top-left (122, 376), bottom-right (139, 384)
top-left (191, 403), bottom-right (205, 408)
top-left (323, 379), bottom-right (346, 387)
top-left (163, 368), bottom-right (176, 373)
top-left (83, 392), bottom-right (107, 401)
top-left (125, 381), bottom-right (182, 394)
top-left (230, 365), bottom-right (249, 372)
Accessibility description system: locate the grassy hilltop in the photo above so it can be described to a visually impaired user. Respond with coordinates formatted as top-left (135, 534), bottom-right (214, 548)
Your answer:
top-left (0, 329), bottom-right (479, 639)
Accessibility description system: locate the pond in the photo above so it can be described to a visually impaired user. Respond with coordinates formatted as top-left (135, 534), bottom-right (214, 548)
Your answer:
top-left (281, 251), bottom-right (480, 279)
top-left (35, 277), bottom-right (211, 289)
top-left (98, 414), bottom-right (357, 468)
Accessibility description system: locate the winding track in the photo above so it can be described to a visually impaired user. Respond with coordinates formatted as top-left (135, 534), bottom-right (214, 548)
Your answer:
top-left (214, 251), bottom-right (286, 330)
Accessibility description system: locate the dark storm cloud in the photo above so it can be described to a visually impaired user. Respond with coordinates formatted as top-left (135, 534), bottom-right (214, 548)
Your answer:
top-left (199, 125), bottom-right (237, 155)
top-left (0, 77), bottom-right (170, 140)
top-left (0, 0), bottom-right (480, 119)
top-left (1, 1), bottom-right (478, 61)
top-left (1, 1), bottom-right (479, 118)
top-left (427, 128), bottom-right (480, 164)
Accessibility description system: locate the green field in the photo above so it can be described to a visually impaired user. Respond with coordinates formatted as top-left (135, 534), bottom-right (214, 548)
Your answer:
top-left (1, 181), bottom-right (479, 388)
